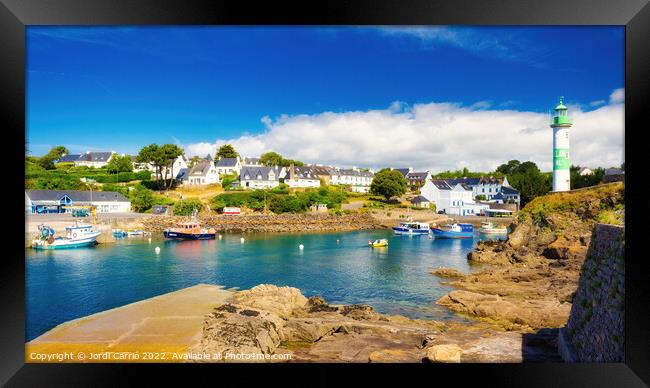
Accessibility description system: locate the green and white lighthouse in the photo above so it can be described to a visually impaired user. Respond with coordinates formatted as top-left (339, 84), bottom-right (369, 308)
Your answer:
top-left (550, 96), bottom-right (572, 192)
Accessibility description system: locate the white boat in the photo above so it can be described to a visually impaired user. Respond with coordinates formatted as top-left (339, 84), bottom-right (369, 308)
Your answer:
top-left (479, 222), bottom-right (508, 235)
top-left (126, 230), bottom-right (145, 236)
top-left (392, 222), bottom-right (431, 235)
top-left (32, 222), bottom-right (102, 250)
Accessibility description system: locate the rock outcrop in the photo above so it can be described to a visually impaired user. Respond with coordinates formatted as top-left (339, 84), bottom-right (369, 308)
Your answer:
top-left (436, 183), bottom-right (624, 331)
top-left (191, 284), bottom-right (561, 362)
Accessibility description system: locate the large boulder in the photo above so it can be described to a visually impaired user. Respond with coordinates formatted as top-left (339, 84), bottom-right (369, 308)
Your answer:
top-left (426, 344), bottom-right (462, 363)
top-left (231, 284), bottom-right (308, 319)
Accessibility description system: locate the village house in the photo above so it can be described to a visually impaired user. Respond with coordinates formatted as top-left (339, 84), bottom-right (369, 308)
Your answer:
top-left (281, 165), bottom-right (321, 188)
top-left (239, 166), bottom-right (284, 189)
top-left (308, 164), bottom-right (339, 185)
top-left (215, 157), bottom-right (242, 176)
top-left (420, 179), bottom-right (489, 216)
top-left (185, 160), bottom-right (220, 185)
top-left (73, 151), bottom-right (116, 168)
top-left (25, 189), bottom-right (131, 214)
top-left (393, 167), bottom-right (413, 177)
top-left (410, 195), bottom-right (431, 208)
top-left (443, 176), bottom-right (518, 203)
top-left (405, 171), bottom-right (432, 188)
top-left (578, 167), bottom-right (594, 176)
top-left (58, 153), bottom-right (81, 163)
top-left (332, 168), bottom-right (374, 193)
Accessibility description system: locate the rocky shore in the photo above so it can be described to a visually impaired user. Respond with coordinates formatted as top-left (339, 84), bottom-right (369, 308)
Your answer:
top-left (140, 213), bottom-right (382, 233)
top-left (433, 183), bottom-right (625, 331)
top-left (190, 284), bottom-right (560, 362)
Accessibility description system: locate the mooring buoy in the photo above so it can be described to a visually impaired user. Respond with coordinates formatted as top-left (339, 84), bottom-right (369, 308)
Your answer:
top-left (155, 246), bottom-right (160, 254)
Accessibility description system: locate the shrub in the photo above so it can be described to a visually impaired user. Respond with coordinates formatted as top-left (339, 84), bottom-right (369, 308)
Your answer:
top-left (173, 198), bottom-right (204, 216)
top-left (130, 185), bottom-right (154, 213)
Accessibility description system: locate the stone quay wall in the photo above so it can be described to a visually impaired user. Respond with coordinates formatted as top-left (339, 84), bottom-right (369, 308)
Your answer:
top-left (561, 223), bottom-right (625, 362)
top-left (140, 213), bottom-right (383, 233)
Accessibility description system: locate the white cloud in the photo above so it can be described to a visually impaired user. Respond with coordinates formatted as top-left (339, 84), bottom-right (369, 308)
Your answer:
top-left (590, 100), bottom-right (606, 107)
top-left (609, 88), bottom-right (624, 104)
top-left (186, 93), bottom-right (624, 173)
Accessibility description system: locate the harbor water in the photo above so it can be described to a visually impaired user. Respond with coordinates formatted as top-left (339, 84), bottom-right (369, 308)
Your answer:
top-left (26, 229), bottom-right (504, 341)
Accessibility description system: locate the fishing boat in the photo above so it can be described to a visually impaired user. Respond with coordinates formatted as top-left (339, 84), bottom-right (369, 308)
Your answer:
top-left (163, 221), bottom-right (216, 240)
top-left (126, 229), bottom-right (145, 236)
top-left (112, 228), bottom-right (128, 238)
top-left (392, 222), bottom-right (431, 235)
top-left (479, 222), bottom-right (508, 235)
top-left (368, 239), bottom-right (389, 247)
top-left (431, 223), bottom-right (474, 239)
top-left (32, 222), bottom-right (101, 250)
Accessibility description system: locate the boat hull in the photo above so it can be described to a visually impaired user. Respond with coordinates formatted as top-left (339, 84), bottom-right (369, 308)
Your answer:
top-left (32, 237), bottom-right (99, 250)
top-left (480, 229), bottom-right (508, 235)
top-left (431, 228), bottom-right (473, 239)
top-left (392, 227), bottom-right (430, 235)
top-left (163, 231), bottom-right (216, 240)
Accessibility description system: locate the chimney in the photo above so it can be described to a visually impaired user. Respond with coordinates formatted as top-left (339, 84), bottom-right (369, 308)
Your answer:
top-left (289, 163), bottom-right (296, 180)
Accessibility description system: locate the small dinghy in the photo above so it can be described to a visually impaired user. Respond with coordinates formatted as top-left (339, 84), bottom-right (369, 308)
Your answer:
top-left (368, 239), bottom-right (389, 247)
top-left (479, 222), bottom-right (508, 235)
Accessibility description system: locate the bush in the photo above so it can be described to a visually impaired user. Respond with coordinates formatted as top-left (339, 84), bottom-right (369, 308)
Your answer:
top-left (130, 185), bottom-right (154, 213)
top-left (173, 198), bottom-right (204, 216)
top-left (101, 183), bottom-right (130, 197)
top-left (31, 177), bottom-right (82, 190)
top-left (269, 195), bottom-right (302, 213)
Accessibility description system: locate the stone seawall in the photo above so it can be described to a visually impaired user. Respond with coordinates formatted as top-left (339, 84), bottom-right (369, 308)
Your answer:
top-left (140, 213), bottom-right (383, 233)
top-left (560, 223), bottom-right (625, 362)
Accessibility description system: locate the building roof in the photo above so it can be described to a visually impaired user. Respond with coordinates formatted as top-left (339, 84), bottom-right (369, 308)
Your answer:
top-left (77, 152), bottom-right (113, 162)
top-left (605, 168), bottom-right (625, 175)
top-left (307, 165), bottom-right (338, 176)
top-left (338, 168), bottom-right (374, 178)
top-left (287, 166), bottom-right (319, 180)
top-left (492, 192), bottom-right (506, 200)
top-left (215, 157), bottom-right (239, 167)
top-left (444, 177), bottom-right (482, 187)
top-left (26, 189), bottom-right (129, 203)
top-left (501, 186), bottom-right (520, 195)
top-left (58, 154), bottom-right (81, 163)
top-left (479, 176), bottom-right (505, 185)
top-left (411, 195), bottom-right (430, 204)
top-left (243, 157), bottom-right (261, 165)
top-left (176, 168), bottom-right (190, 180)
top-left (189, 161), bottom-right (213, 176)
top-left (429, 179), bottom-right (453, 190)
top-left (205, 154), bottom-right (213, 161)
top-left (393, 168), bottom-right (411, 177)
top-left (240, 166), bottom-right (280, 181)
top-left (406, 171), bottom-right (429, 179)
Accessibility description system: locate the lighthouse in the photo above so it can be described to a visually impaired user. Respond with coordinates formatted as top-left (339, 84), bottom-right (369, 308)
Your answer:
top-left (550, 97), bottom-right (572, 192)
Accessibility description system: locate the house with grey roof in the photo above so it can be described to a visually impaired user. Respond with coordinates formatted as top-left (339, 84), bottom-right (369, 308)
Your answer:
top-left (420, 179), bottom-right (488, 216)
top-left (331, 168), bottom-right (375, 193)
top-left (58, 154), bottom-right (81, 163)
top-left (410, 195), bottom-right (431, 208)
top-left (405, 171), bottom-right (431, 188)
top-left (25, 189), bottom-right (131, 214)
top-left (393, 167), bottom-right (413, 177)
top-left (186, 160), bottom-right (220, 185)
top-left (74, 151), bottom-right (115, 168)
top-left (240, 166), bottom-right (284, 189)
top-left (603, 168), bottom-right (624, 183)
top-left (281, 165), bottom-right (321, 188)
top-left (215, 157), bottom-right (242, 176)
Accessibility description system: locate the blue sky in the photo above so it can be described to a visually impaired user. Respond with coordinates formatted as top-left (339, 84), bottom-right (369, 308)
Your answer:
top-left (26, 26), bottom-right (624, 171)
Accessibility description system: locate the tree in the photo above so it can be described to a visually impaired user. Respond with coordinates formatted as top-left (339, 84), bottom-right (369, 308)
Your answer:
top-left (506, 161), bottom-right (551, 205)
top-left (106, 155), bottom-right (133, 174)
top-left (137, 144), bottom-right (162, 182)
top-left (130, 185), bottom-right (154, 213)
top-left (370, 168), bottom-right (408, 200)
top-left (36, 145), bottom-right (70, 170)
top-left (136, 144), bottom-right (183, 190)
top-left (159, 144), bottom-right (184, 190)
top-left (188, 156), bottom-right (201, 168)
top-left (173, 198), bottom-right (204, 216)
top-left (216, 144), bottom-right (238, 159)
top-left (496, 160), bottom-right (521, 176)
top-left (259, 151), bottom-right (283, 167)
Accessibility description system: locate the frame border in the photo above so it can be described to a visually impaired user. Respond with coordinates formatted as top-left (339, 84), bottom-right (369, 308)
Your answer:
top-left (2, 0), bottom-right (648, 385)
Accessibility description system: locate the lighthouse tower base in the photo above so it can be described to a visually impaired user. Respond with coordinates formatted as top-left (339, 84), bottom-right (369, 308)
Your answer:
top-left (553, 169), bottom-right (570, 192)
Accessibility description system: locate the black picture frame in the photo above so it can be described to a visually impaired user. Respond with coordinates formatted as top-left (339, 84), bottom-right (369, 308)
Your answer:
top-left (2, 0), bottom-right (647, 385)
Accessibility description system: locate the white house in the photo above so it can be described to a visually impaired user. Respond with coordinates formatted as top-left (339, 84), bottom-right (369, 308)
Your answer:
top-left (74, 151), bottom-right (115, 168)
top-left (443, 176), bottom-right (514, 201)
top-left (26, 189), bottom-right (131, 214)
top-left (239, 166), bottom-right (284, 189)
top-left (578, 167), bottom-right (594, 176)
top-left (420, 179), bottom-right (489, 216)
top-left (215, 157), bottom-right (242, 176)
top-left (185, 160), bottom-right (220, 185)
top-left (405, 171), bottom-right (432, 188)
top-left (331, 168), bottom-right (374, 192)
top-left (281, 165), bottom-right (321, 188)
top-left (159, 155), bottom-right (188, 179)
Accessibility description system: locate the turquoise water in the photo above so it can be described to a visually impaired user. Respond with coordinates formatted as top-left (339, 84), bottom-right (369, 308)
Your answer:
top-left (25, 229), bottom-right (503, 341)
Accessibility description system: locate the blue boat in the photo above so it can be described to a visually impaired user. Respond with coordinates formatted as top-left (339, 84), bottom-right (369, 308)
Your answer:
top-left (392, 222), bottom-right (431, 235)
top-left (431, 223), bottom-right (474, 239)
top-left (163, 221), bottom-right (216, 240)
top-left (112, 229), bottom-right (128, 238)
